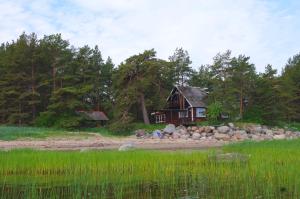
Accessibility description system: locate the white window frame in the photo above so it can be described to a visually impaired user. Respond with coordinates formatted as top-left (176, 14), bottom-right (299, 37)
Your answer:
top-left (178, 110), bottom-right (188, 118)
top-left (155, 114), bottom-right (166, 123)
top-left (196, 107), bottom-right (206, 118)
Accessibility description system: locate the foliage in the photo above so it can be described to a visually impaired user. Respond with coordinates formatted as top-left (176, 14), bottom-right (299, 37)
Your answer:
top-left (0, 33), bottom-right (300, 128)
top-left (169, 47), bottom-right (193, 86)
top-left (111, 49), bottom-right (172, 129)
top-left (0, 126), bottom-right (66, 140)
top-left (2, 140), bottom-right (300, 197)
top-left (207, 101), bottom-right (223, 124)
top-left (0, 33), bottom-right (114, 128)
top-left (280, 53), bottom-right (300, 122)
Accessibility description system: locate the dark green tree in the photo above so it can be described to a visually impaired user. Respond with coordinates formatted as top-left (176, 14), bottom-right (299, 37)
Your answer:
top-left (169, 47), bottom-right (193, 86)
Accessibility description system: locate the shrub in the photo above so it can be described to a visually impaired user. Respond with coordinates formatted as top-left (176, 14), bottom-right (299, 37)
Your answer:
top-left (207, 102), bottom-right (223, 124)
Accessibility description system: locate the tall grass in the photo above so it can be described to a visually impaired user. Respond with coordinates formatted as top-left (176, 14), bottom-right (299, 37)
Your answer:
top-left (0, 126), bottom-right (67, 141)
top-left (1, 139), bottom-right (300, 198)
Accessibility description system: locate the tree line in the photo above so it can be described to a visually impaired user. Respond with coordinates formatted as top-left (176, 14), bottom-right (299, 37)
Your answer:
top-left (0, 33), bottom-right (299, 130)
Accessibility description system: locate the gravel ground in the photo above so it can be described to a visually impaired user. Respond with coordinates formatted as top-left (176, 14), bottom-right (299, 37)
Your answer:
top-left (0, 135), bottom-right (225, 151)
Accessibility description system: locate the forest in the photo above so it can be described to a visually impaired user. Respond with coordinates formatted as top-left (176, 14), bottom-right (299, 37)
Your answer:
top-left (0, 32), bottom-right (299, 132)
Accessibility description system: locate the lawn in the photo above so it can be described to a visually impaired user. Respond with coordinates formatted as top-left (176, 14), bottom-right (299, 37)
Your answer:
top-left (1, 139), bottom-right (300, 198)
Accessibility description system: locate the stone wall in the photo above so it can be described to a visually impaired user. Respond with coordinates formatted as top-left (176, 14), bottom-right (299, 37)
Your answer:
top-left (135, 123), bottom-right (300, 142)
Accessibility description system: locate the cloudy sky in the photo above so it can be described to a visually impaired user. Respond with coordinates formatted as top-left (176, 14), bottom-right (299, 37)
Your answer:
top-left (0, 0), bottom-right (299, 72)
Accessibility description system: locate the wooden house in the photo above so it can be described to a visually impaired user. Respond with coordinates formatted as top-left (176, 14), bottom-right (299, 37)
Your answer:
top-left (152, 86), bottom-right (208, 125)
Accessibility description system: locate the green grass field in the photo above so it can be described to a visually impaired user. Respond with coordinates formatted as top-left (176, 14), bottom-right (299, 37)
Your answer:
top-left (1, 139), bottom-right (300, 198)
top-left (0, 123), bottom-right (166, 141)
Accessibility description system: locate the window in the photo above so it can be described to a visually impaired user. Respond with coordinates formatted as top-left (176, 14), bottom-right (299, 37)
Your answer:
top-left (155, 114), bottom-right (166, 123)
top-left (196, 108), bottom-right (206, 118)
top-left (178, 111), bottom-right (188, 118)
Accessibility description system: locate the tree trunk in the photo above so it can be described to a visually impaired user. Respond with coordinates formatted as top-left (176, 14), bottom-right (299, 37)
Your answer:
top-left (240, 87), bottom-right (243, 119)
top-left (31, 62), bottom-right (36, 119)
top-left (140, 93), bottom-right (150, 124)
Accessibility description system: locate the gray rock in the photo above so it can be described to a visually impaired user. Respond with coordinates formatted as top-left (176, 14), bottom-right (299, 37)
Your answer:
top-left (273, 128), bottom-right (285, 135)
top-left (152, 130), bottom-right (163, 139)
top-left (228, 123), bottom-right (235, 129)
top-left (233, 132), bottom-right (248, 140)
top-left (214, 133), bottom-right (230, 141)
top-left (204, 126), bottom-right (213, 133)
top-left (135, 129), bottom-right (146, 138)
top-left (163, 124), bottom-right (176, 134)
top-left (251, 125), bottom-right (263, 134)
top-left (191, 126), bottom-right (198, 131)
top-left (172, 132), bottom-right (181, 139)
top-left (176, 125), bottom-right (187, 131)
top-left (285, 131), bottom-right (293, 136)
top-left (200, 136), bottom-right (207, 140)
top-left (274, 134), bottom-right (286, 140)
top-left (192, 132), bottom-right (201, 140)
top-left (217, 126), bottom-right (230, 134)
top-left (181, 134), bottom-right (190, 140)
top-left (118, 143), bottom-right (135, 151)
top-left (265, 129), bottom-right (273, 135)
top-left (249, 134), bottom-right (261, 140)
top-left (235, 130), bottom-right (247, 135)
top-left (213, 129), bottom-right (219, 134)
top-left (228, 130), bottom-right (235, 136)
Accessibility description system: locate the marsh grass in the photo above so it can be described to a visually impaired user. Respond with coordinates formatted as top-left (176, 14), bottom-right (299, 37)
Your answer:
top-left (0, 126), bottom-right (67, 141)
top-left (1, 139), bottom-right (300, 198)
top-left (0, 124), bottom-right (166, 141)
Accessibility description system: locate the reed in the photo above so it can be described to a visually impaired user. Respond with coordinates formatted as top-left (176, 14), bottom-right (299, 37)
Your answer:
top-left (1, 139), bottom-right (300, 198)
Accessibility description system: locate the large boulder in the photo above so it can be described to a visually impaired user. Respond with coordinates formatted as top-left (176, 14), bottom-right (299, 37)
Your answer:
top-left (152, 130), bottom-right (163, 139)
top-left (191, 126), bottom-right (198, 131)
top-left (135, 129), bottom-right (146, 138)
top-left (265, 129), bottom-right (273, 135)
top-left (176, 125), bottom-right (187, 131)
top-left (119, 143), bottom-right (135, 151)
top-left (177, 128), bottom-right (188, 135)
top-left (204, 126), bottom-right (214, 133)
top-left (214, 133), bottom-right (230, 141)
top-left (172, 132), bottom-right (181, 139)
top-left (235, 130), bottom-right (247, 135)
top-left (192, 133), bottom-right (201, 140)
top-left (233, 131), bottom-right (248, 140)
top-left (217, 126), bottom-right (230, 134)
top-left (163, 124), bottom-right (176, 134)
top-left (274, 134), bottom-right (286, 140)
top-left (181, 134), bottom-right (190, 140)
top-left (228, 123), bottom-right (235, 129)
top-left (250, 125), bottom-right (263, 134)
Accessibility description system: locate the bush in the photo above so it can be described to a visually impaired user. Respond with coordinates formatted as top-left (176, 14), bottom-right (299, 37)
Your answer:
top-left (35, 112), bottom-right (84, 129)
top-left (207, 102), bottom-right (223, 124)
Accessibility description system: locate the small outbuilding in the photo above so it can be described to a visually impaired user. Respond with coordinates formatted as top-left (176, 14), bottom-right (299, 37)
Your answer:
top-left (77, 111), bottom-right (109, 126)
top-left (152, 86), bottom-right (208, 125)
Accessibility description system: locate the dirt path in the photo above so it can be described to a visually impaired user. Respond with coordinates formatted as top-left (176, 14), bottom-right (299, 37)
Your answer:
top-left (0, 135), bottom-right (225, 151)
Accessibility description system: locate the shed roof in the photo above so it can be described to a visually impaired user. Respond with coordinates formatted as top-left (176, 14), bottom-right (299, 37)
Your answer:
top-left (77, 111), bottom-right (109, 121)
top-left (169, 86), bottom-right (208, 107)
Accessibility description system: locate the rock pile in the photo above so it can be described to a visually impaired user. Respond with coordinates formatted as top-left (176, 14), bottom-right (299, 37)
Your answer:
top-left (136, 123), bottom-right (300, 142)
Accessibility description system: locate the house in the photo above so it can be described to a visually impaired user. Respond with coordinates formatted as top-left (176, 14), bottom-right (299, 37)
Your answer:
top-left (152, 86), bottom-right (208, 125)
top-left (77, 111), bottom-right (109, 126)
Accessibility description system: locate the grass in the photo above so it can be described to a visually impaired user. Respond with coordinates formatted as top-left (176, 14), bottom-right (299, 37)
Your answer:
top-left (82, 123), bottom-right (165, 137)
top-left (1, 139), bottom-right (300, 198)
top-left (0, 126), bottom-right (67, 141)
top-left (0, 123), bottom-right (166, 141)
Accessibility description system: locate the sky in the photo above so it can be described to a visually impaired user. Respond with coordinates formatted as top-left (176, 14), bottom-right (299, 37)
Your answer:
top-left (0, 0), bottom-right (300, 72)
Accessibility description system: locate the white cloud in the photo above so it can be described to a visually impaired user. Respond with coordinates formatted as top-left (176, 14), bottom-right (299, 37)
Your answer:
top-left (0, 0), bottom-right (299, 72)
